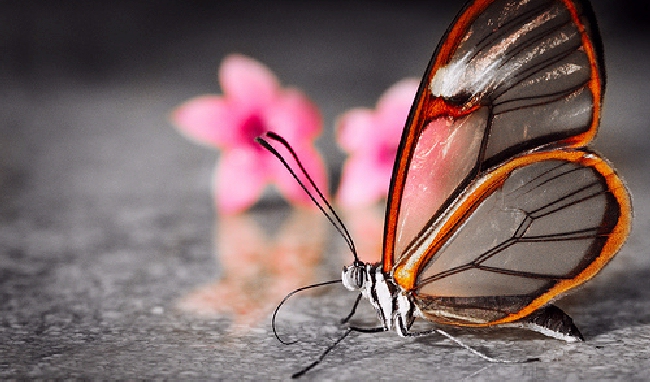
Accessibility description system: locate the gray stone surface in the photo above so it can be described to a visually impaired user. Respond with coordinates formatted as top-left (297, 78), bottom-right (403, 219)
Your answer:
top-left (2, 1), bottom-right (650, 380)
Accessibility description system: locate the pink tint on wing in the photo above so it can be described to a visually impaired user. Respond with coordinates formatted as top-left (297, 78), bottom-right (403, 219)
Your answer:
top-left (393, 109), bottom-right (488, 260)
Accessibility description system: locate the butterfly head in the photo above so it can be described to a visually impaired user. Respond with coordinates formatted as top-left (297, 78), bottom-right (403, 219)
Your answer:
top-left (341, 262), bottom-right (367, 291)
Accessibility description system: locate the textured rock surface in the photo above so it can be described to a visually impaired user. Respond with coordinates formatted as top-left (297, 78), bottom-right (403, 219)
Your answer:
top-left (2, 1), bottom-right (649, 379)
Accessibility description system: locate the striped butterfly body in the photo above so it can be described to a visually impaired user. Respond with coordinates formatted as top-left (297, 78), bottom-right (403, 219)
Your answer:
top-left (259, 0), bottom-right (631, 377)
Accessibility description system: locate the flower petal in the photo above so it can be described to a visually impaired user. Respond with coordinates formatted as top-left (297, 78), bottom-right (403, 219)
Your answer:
top-left (266, 88), bottom-right (322, 142)
top-left (376, 78), bottom-right (419, 141)
top-left (336, 109), bottom-right (378, 152)
top-left (174, 54), bottom-right (328, 211)
top-left (219, 54), bottom-right (280, 111)
top-left (335, 78), bottom-right (419, 207)
top-left (337, 155), bottom-right (389, 208)
top-left (171, 95), bottom-right (239, 147)
top-left (377, 78), bottom-right (419, 117)
top-left (214, 149), bottom-right (270, 214)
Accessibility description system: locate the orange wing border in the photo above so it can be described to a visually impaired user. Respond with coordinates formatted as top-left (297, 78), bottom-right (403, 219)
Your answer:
top-left (394, 149), bottom-right (631, 326)
top-left (382, 0), bottom-right (606, 273)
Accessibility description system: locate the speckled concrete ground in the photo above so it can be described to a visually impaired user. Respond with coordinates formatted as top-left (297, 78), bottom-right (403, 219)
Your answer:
top-left (2, 1), bottom-right (650, 380)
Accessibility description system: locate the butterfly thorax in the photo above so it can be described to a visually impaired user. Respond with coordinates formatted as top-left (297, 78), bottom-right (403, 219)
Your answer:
top-left (342, 263), bottom-right (416, 336)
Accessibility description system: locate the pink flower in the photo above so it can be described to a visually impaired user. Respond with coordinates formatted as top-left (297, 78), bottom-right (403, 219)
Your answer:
top-left (171, 54), bottom-right (328, 214)
top-left (336, 79), bottom-right (419, 208)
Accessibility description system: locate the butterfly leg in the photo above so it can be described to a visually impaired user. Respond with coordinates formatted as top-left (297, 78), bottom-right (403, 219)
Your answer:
top-left (340, 293), bottom-right (363, 324)
top-left (291, 328), bottom-right (354, 378)
top-left (397, 315), bottom-right (539, 363)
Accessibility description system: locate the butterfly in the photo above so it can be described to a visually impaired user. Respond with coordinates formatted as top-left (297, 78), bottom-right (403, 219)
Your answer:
top-left (257, 0), bottom-right (631, 377)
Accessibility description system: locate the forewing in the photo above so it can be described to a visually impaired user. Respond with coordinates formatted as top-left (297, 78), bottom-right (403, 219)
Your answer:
top-left (400, 150), bottom-right (631, 325)
top-left (383, 0), bottom-right (604, 272)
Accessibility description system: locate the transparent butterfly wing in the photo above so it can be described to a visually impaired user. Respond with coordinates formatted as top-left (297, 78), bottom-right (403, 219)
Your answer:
top-left (404, 150), bottom-right (630, 325)
top-left (383, 0), bottom-right (606, 271)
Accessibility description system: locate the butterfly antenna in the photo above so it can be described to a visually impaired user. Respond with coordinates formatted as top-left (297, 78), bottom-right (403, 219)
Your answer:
top-left (292, 327), bottom-right (353, 379)
top-left (272, 279), bottom-right (342, 345)
top-left (256, 132), bottom-right (359, 263)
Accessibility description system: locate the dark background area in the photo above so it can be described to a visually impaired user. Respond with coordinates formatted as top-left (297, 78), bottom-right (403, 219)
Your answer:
top-left (1, 1), bottom-right (649, 379)
top-left (2, 1), bottom-right (650, 167)
top-left (2, 1), bottom-right (649, 79)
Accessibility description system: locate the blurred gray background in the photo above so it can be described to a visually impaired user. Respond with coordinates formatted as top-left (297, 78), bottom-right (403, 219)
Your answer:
top-left (2, 1), bottom-right (649, 379)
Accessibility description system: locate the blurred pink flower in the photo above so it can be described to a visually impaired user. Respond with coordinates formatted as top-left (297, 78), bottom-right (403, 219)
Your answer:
top-left (336, 79), bottom-right (419, 208)
top-left (341, 204), bottom-right (384, 263)
top-left (171, 54), bottom-right (328, 214)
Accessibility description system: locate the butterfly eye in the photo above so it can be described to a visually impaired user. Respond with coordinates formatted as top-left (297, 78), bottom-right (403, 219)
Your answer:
top-left (341, 265), bottom-right (366, 291)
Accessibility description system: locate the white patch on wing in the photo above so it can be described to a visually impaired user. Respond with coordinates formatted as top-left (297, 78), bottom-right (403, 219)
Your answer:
top-left (430, 7), bottom-right (563, 101)
top-left (430, 50), bottom-right (507, 100)
top-left (502, 322), bottom-right (582, 342)
top-left (430, 51), bottom-right (477, 97)
top-left (426, 309), bottom-right (488, 324)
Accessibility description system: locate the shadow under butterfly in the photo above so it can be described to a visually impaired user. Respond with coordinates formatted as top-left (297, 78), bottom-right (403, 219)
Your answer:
top-left (257, 0), bottom-right (632, 378)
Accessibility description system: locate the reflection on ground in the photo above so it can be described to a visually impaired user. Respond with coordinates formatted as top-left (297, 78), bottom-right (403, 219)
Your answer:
top-left (177, 208), bottom-right (327, 332)
top-left (177, 204), bottom-right (387, 332)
